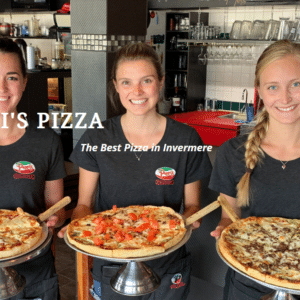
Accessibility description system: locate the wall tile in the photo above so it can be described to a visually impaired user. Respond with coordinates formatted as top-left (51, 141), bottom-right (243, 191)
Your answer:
top-left (201, 5), bottom-right (300, 108)
top-left (273, 11), bottom-right (283, 20)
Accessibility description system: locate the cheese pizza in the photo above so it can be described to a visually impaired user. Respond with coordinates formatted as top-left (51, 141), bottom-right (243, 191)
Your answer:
top-left (67, 205), bottom-right (187, 258)
top-left (218, 216), bottom-right (300, 289)
top-left (0, 208), bottom-right (43, 259)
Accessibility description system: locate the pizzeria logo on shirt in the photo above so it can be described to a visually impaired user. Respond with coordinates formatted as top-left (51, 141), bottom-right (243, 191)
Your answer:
top-left (170, 273), bottom-right (185, 289)
top-left (13, 161), bottom-right (35, 180)
top-left (155, 167), bottom-right (176, 185)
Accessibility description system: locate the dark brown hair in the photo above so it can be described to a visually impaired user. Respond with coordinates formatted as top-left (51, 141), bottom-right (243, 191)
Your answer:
top-left (0, 38), bottom-right (27, 78)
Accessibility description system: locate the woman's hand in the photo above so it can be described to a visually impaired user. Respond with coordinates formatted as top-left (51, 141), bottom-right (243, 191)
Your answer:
top-left (210, 218), bottom-right (233, 239)
top-left (57, 225), bottom-right (67, 238)
top-left (183, 180), bottom-right (201, 230)
top-left (46, 214), bottom-right (59, 228)
top-left (183, 205), bottom-right (202, 230)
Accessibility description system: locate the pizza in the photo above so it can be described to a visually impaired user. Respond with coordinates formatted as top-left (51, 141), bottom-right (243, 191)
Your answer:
top-left (0, 208), bottom-right (43, 259)
top-left (218, 216), bottom-right (300, 289)
top-left (67, 205), bottom-right (187, 258)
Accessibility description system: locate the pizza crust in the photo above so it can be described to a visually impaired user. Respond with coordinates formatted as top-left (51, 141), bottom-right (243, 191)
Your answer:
top-left (218, 216), bottom-right (300, 290)
top-left (0, 209), bottom-right (43, 259)
top-left (67, 205), bottom-right (187, 258)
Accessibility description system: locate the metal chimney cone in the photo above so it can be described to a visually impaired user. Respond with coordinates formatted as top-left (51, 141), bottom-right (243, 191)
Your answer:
top-left (111, 262), bottom-right (160, 296)
top-left (0, 267), bottom-right (26, 299)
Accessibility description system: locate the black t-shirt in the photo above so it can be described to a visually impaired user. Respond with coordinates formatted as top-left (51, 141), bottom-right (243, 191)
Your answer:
top-left (0, 121), bottom-right (66, 292)
top-left (70, 115), bottom-right (212, 280)
top-left (0, 121), bottom-right (66, 216)
top-left (209, 134), bottom-right (300, 219)
top-left (70, 115), bottom-right (212, 213)
top-left (209, 134), bottom-right (300, 297)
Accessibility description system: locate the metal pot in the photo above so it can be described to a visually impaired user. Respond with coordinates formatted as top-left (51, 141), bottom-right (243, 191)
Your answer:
top-left (0, 23), bottom-right (11, 36)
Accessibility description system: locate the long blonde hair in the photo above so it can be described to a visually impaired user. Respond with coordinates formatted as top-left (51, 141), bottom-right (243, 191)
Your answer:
top-left (236, 40), bottom-right (300, 207)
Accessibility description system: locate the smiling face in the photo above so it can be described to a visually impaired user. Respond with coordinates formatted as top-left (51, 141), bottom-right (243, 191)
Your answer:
top-left (257, 54), bottom-right (300, 126)
top-left (0, 52), bottom-right (27, 114)
top-left (113, 59), bottom-right (164, 117)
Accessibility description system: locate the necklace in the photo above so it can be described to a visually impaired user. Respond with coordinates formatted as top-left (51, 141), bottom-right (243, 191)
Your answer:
top-left (134, 149), bottom-right (143, 161)
top-left (124, 121), bottom-right (159, 161)
top-left (280, 160), bottom-right (289, 170)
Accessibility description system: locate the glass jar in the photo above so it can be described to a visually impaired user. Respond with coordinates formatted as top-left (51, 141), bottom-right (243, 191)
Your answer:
top-left (55, 41), bottom-right (65, 61)
top-left (51, 58), bottom-right (58, 70)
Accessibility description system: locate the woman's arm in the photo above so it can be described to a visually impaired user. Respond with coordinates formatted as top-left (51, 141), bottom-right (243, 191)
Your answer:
top-left (44, 178), bottom-right (65, 228)
top-left (57, 167), bottom-right (99, 237)
top-left (72, 167), bottom-right (100, 219)
top-left (182, 180), bottom-right (201, 230)
top-left (210, 193), bottom-right (241, 239)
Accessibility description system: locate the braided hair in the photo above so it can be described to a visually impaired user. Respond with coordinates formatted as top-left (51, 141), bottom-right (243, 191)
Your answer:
top-left (236, 40), bottom-right (300, 206)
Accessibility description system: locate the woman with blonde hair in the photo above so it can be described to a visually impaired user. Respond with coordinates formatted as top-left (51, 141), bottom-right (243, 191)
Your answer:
top-left (210, 40), bottom-right (300, 299)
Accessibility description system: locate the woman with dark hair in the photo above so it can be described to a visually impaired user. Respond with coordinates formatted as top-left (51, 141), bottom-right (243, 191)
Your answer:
top-left (59, 42), bottom-right (212, 300)
top-left (210, 40), bottom-right (300, 299)
top-left (0, 38), bottom-right (66, 299)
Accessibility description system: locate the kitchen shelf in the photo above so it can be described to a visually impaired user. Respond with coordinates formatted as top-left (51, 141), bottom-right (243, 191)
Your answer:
top-left (166, 50), bottom-right (188, 53)
top-left (15, 36), bottom-right (56, 39)
top-left (166, 69), bottom-right (188, 72)
top-left (166, 30), bottom-right (190, 33)
top-left (178, 39), bottom-right (275, 45)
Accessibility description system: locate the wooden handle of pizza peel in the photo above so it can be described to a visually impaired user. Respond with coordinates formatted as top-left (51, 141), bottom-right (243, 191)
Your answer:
top-left (38, 196), bottom-right (72, 222)
top-left (218, 195), bottom-right (240, 222)
top-left (185, 200), bottom-right (221, 226)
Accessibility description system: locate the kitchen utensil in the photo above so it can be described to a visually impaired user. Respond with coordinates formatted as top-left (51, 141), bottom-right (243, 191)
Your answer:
top-left (37, 196), bottom-right (71, 223)
top-left (184, 194), bottom-right (240, 226)
top-left (230, 21), bottom-right (242, 40)
top-left (185, 200), bottom-right (221, 226)
top-left (0, 232), bottom-right (52, 299)
top-left (65, 226), bottom-right (192, 296)
top-left (218, 194), bottom-right (239, 222)
top-left (26, 45), bottom-right (35, 70)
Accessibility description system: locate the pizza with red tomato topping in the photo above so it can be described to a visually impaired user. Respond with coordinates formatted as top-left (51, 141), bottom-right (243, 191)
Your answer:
top-left (67, 205), bottom-right (187, 258)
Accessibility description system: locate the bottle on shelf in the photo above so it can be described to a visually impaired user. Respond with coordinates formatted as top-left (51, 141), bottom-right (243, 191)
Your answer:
top-left (181, 95), bottom-right (187, 112)
top-left (170, 87), bottom-right (182, 114)
top-left (170, 18), bottom-right (175, 31)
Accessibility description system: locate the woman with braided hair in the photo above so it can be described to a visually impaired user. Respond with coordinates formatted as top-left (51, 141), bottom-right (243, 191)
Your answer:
top-left (209, 39), bottom-right (300, 299)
